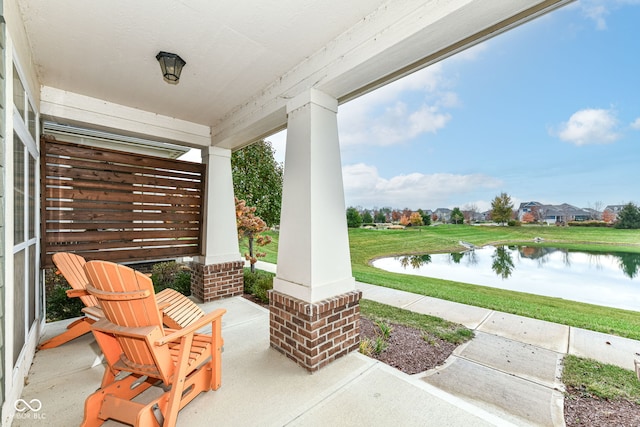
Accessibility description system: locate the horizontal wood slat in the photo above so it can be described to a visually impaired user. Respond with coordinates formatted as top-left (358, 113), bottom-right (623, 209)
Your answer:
top-left (41, 137), bottom-right (206, 268)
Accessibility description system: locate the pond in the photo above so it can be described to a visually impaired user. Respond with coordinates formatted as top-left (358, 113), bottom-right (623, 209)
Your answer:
top-left (371, 246), bottom-right (640, 312)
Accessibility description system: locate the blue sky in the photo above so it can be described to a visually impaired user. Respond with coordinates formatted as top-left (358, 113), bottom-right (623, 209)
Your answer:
top-left (186, 1), bottom-right (640, 213)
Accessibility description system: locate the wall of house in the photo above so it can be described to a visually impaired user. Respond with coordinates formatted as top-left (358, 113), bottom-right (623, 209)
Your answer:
top-left (2, 1), bottom-right (43, 424)
top-left (0, 3), bottom-right (6, 420)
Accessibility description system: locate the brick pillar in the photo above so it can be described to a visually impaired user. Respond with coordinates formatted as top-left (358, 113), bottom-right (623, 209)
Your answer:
top-left (191, 260), bottom-right (244, 302)
top-left (269, 289), bottom-right (362, 372)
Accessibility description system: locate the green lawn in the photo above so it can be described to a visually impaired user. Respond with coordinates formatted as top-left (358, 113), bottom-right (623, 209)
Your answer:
top-left (246, 225), bottom-right (640, 340)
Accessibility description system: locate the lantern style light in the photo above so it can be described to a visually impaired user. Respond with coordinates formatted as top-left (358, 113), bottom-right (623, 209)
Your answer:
top-left (156, 51), bottom-right (186, 84)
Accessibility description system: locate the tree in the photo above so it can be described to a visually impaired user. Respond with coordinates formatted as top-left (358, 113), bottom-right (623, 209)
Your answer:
top-left (491, 192), bottom-right (514, 225)
top-left (522, 212), bottom-right (535, 223)
top-left (602, 209), bottom-right (616, 223)
top-left (614, 202), bottom-right (640, 229)
top-left (462, 204), bottom-right (478, 224)
top-left (588, 201), bottom-right (604, 220)
top-left (531, 205), bottom-right (547, 224)
top-left (378, 207), bottom-right (392, 222)
top-left (232, 140), bottom-right (283, 227)
top-left (236, 198), bottom-right (272, 273)
top-left (346, 207), bottom-right (362, 228)
top-left (409, 212), bottom-right (423, 227)
top-left (450, 207), bottom-right (464, 224)
top-left (374, 211), bottom-right (387, 223)
top-left (418, 209), bottom-right (431, 226)
top-left (362, 210), bottom-right (373, 224)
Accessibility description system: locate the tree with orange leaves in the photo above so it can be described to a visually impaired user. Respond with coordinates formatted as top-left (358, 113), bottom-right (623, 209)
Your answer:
top-left (236, 197), bottom-right (272, 273)
top-left (409, 212), bottom-right (423, 227)
top-left (602, 210), bottom-right (616, 224)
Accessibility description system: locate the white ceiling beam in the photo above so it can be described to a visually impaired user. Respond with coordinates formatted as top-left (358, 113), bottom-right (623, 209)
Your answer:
top-left (40, 86), bottom-right (212, 147)
top-left (211, 0), bottom-right (572, 149)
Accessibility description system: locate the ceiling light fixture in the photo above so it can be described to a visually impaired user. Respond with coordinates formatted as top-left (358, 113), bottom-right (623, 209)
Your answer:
top-left (156, 51), bottom-right (186, 84)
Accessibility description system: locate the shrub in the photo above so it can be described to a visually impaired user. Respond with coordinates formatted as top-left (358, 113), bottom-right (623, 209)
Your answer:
top-left (150, 261), bottom-right (191, 296)
top-left (507, 220), bottom-right (521, 226)
top-left (568, 221), bottom-right (611, 228)
top-left (243, 268), bottom-right (274, 304)
top-left (44, 268), bottom-right (84, 322)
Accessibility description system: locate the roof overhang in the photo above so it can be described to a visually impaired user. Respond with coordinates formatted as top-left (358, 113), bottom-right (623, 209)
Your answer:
top-left (17, 0), bottom-right (573, 149)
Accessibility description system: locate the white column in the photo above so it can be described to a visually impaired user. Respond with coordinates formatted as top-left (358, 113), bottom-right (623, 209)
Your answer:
top-left (197, 146), bottom-right (242, 265)
top-left (273, 89), bottom-right (355, 303)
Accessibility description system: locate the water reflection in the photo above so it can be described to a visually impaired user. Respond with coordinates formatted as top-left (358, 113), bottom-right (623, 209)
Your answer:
top-left (376, 246), bottom-right (640, 311)
top-left (491, 246), bottom-right (514, 279)
top-left (616, 252), bottom-right (640, 279)
top-left (399, 254), bottom-right (432, 269)
top-left (396, 246), bottom-right (640, 280)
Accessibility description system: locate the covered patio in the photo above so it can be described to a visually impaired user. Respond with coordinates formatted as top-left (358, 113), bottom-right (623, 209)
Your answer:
top-left (1, 0), bottom-right (574, 424)
top-left (15, 294), bottom-right (507, 426)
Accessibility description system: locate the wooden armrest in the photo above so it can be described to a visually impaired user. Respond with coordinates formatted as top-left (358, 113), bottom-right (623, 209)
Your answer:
top-left (157, 301), bottom-right (171, 311)
top-left (155, 308), bottom-right (226, 345)
top-left (92, 318), bottom-right (159, 338)
top-left (82, 306), bottom-right (104, 320)
top-left (66, 289), bottom-right (90, 298)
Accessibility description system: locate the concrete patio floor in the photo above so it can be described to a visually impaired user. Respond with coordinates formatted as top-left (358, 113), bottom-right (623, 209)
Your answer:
top-left (13, 275), bottom-right (640, 426)
top-left (14, 295), bottom-right (507, 427)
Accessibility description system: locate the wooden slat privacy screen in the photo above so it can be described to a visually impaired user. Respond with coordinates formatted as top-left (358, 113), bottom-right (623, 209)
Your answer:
top-left (41, 138), bottom-right (206, 268)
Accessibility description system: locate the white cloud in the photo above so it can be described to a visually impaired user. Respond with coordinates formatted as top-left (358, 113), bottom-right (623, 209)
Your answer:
top-left (581, 2), bottom-right (610, 30)
top-left (577, 0), bottom-right (640, 30)
top-left (339, 63), bottom-right (457, 147)
top-left (342, 163), bottom-right (502, 209)
top-left (631, 117), bottom-right (640, 130)
top-left (555, 108), bottom-right (621, 146)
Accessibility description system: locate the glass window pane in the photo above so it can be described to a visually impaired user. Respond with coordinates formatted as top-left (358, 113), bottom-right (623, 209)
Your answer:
top-left (13, 134), bottom-right (24, 244)
top-left (12, 65), bottom-right (25, 120)
top-left (13, 249), bottom-right (25, 366)
top-left (27, 101), bottom-right (36, 140)
top-left (28, 153), bottom-right (36, 239)
top-left (29, 245), bottom-right (36, 326)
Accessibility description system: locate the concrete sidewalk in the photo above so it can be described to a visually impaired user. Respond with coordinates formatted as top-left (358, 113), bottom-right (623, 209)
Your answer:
top-left (14, 268), bottom-right (640, 427)
top-left (358, 282), bottom-right (640, 426)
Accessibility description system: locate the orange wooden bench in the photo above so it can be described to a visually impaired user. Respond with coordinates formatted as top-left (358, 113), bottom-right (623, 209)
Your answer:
top-left (39, 253), bottom-right (205, 349)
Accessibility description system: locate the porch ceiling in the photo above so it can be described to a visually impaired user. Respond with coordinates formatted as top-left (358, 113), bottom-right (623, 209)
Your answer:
top-left (18, 0), bottom-right (571, 149)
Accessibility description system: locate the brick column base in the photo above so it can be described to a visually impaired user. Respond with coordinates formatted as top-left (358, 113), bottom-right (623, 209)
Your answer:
top-left (269, 289), bottom-right (362, 372)
top-left (190, 260), bottom-right (244, 302)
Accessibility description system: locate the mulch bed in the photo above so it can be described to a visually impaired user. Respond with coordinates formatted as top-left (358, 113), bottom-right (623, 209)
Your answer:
top-left (564, 386), bottom-right (640, 427)
top-left (359, 317), bottom-right (457, 375)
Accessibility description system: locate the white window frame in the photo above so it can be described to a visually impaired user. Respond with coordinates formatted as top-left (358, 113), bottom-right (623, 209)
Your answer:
top-left (10, 54), bottom-right (40, 367)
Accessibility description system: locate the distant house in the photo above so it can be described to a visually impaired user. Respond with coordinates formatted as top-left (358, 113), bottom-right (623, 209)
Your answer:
top-left (420, 209), bottom-right (433, 218)
top-left (583, 208), bottom-right (601, 220)
top-left (433, 208), bottom-right (452, 223)
top-left (541, 203), bottom-right (590, 225)
top-left (517, 201), bottom-right (591, 224)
